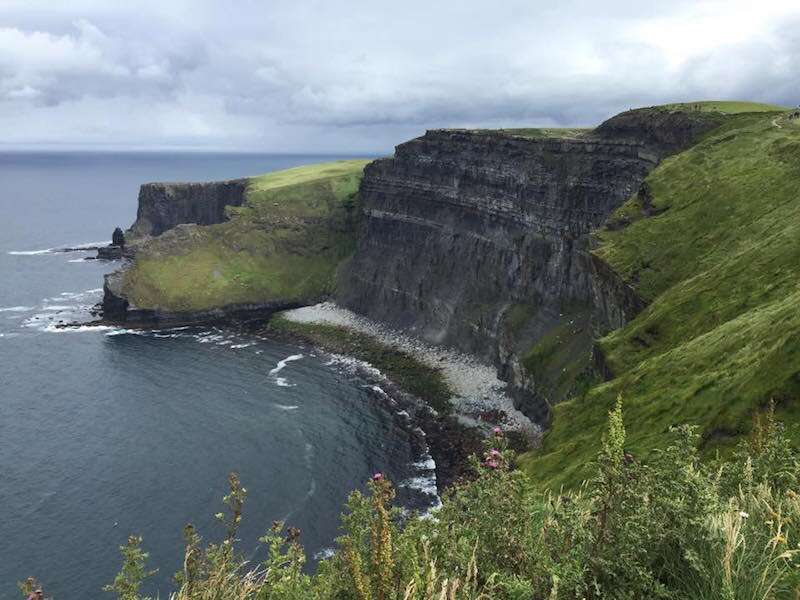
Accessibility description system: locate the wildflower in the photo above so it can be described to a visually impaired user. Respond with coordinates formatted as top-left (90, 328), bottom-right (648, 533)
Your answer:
top-left (739, 511), bottom-right (749, 519)
top-left (215, 512), bottom-right (224, 520)
top-left (372, 472), bottom-right (383, 481)
top-left (484, 459), bottom-right (499, 469)
top-left (492, 426), bottom-right (502, 435)
top-left (489, 449), bottom-right (501, 457)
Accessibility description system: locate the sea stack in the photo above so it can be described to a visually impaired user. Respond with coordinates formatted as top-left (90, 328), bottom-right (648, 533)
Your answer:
top-left (97, 226), bottom-right (125, 259)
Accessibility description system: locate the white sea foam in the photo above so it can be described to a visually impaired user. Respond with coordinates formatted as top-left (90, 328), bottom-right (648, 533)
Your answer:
top-left (41, 305), bottom-right (73, 311)
top-left (68, 258), bottom-right (87, 263)
top-left (105, 329), bottom-right (145, 336)
top-left (50, 289), bottom-right (103, 302)
top-left (230, 342), bottom-right (256, 349)
top-left (413, 456), bottom-right (437, 472)
top-left (400, 475), bottom-right (439, 498)
top-left (8, 248), bottom-right (53, 255)
top-left (274, 377), bottom-right (295, 388)
top-left (0, 306), bottom-right (33, 313)
top-left (9, 241), bottom-right (108, 256)
top-left (60, 240), bottom-right (109, 250)
top-left (313, 547), bottom-right (336, 561)
top-left (274, 404), bottom-right (299, 410)
top-left (370, 385), bottom-right (388, 397)
top-left (42, 324), bottom-right (116, 333)
top-left (269, 353), bottom-right (303, 375)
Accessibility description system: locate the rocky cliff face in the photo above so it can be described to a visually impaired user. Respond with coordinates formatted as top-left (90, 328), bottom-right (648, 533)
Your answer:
top-left (129, 179), bottom-right (248, 238)
top-left (339, 110), bottom-right (722, 421)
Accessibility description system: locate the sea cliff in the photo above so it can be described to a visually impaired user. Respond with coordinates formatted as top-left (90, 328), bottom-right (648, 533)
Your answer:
top-left (101, 108), bottom-right (724, 424)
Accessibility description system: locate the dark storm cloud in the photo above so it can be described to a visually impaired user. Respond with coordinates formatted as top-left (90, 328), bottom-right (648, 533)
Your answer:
top-left (0, 0), bottom-right (797, 151)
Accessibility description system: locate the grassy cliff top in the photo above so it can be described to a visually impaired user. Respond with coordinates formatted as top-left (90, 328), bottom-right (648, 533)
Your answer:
top-left (462, 127), bottom-right (590, 139)
top-left (246, 159), bottom-right (371, 193)
top-left (521, 110), bottom-right (800, 489)
top-left (120, 160), bottom-right (370, 312)
top-left (658, 100), bottom-right (791, 113)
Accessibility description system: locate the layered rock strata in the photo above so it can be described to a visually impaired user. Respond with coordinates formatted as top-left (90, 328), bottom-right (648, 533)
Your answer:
top-left (339, 110), bottom-right (721, 421)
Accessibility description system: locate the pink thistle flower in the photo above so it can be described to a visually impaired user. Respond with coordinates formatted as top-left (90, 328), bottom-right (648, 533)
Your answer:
top-left (492, 427), bottom-right (502, 435)
top-left (489, 449), bottom-right (501, 457)
top-left (484, 459), bottom-right (499, 469)
top-left (372, 472), bottom-right (383, 481)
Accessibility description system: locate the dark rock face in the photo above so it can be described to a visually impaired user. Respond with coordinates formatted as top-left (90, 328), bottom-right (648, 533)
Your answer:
top-left (590, 108), bottom-right (725, 156)
top-left (129, 179), bottom-right (248, 238)
top-left (339, 112), bottom-right (718, 421)
top-left (101, 268), bottom-right (304, 326)
top-left (96, 245), bottom-right (123, 260)
top-left (112, 227), bottom-right (125, 247)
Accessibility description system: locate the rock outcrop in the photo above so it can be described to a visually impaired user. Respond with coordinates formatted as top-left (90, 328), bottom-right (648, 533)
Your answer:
top-left (128, 179), bottom-right (248, 238)
top-left (339, 109), bottom-right (723, 421)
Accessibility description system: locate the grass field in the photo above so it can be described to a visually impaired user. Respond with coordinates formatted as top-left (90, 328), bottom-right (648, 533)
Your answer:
top-left (467, 127), bottom-right (590, 139)
top-left (660, 100), bottom-right (790, 113)
top-left (520, 109), bottom-right (800, 488)
top-left (121, 160), bottom-right (370, 311)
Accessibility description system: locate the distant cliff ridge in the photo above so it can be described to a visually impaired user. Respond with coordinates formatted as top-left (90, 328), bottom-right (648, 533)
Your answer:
top-left (129, 179), bottom-right (248, 238)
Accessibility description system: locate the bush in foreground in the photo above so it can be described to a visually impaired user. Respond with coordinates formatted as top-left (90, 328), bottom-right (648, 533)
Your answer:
top-left (23, 401), bottom-right (800, 599)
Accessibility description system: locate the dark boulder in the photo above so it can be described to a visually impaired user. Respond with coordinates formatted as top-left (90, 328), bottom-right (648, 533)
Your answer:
top-left (97, 245), bottom-right (123, 260)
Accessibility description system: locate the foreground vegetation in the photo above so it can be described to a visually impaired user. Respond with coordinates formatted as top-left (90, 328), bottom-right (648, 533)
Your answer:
top-left (521, 108), bottom-right (800, 488)
top-left (26, 402), bottom-right (798, 599)
top-left (121, 160), bottom-right (370, 312)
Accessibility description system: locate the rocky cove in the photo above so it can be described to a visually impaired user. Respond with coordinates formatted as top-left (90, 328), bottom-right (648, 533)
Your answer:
top-left (97, 107), bottom-right (725, 467)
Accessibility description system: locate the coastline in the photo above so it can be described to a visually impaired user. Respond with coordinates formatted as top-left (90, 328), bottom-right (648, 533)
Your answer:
top-left (265, 301), bottom-right (541, 493)
top-left (279, 302), bottom-right (539, 438)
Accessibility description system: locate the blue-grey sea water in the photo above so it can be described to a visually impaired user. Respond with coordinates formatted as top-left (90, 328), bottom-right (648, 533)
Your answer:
top-left (0, 152), bottom-right (436, 599)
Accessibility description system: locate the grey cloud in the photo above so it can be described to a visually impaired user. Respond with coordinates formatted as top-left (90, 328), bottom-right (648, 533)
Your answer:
top-left (0, 1), bottom-right (797, 152)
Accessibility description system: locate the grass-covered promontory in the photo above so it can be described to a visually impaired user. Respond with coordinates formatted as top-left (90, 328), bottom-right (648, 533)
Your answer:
top-left (521, 107), bottom-right (800, 489)
top-left (120, 160), bottom-right (370, 312)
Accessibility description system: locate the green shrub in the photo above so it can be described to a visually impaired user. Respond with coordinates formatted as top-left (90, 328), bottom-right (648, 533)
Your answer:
top-left (25, 401), bottom-right (800, 599)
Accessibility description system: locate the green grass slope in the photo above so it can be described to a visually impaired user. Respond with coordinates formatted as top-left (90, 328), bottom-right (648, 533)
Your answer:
top-left (121, 160), bottom-right (370, 311)
top-left (660, 100), bottom-right (790, 113)
top-left (467, 127), bottom-right (590, 139)
top-left (521, 109), bottom-right (800, 489)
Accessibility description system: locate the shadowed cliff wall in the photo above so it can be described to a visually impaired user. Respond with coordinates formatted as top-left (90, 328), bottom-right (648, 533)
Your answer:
top-left (129, 179), bottom-right (248, 237)
top-left (339, 110), bottom-right (723, 421)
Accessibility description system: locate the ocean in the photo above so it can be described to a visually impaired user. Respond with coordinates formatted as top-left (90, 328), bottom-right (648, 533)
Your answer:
top-left (0, 152), bottom-right (436, 598)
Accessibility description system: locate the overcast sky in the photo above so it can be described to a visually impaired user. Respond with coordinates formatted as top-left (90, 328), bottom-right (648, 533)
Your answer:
top-left (0, 0), bottom-right (798, 153)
